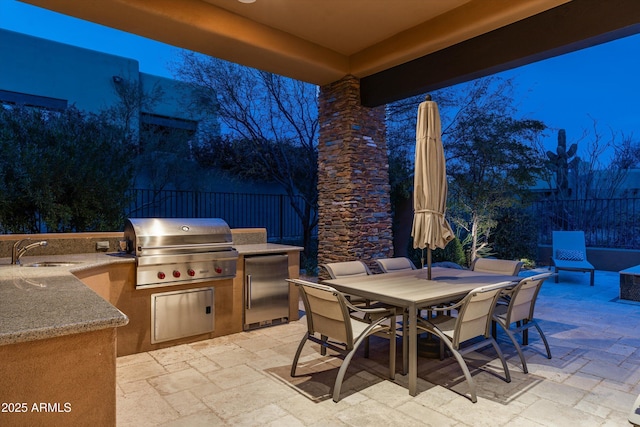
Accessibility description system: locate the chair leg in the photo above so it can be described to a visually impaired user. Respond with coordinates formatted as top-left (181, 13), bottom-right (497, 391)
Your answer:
top-left (389, 324), bottom-right (396, 380)
top-left (590, 269), bottom-right (595, 286)
top-left (532, 322), bottom-right (552, 359)
top-left (291, 332), bottom-right (309, 377)
top-left (445, 343), bottom-right (478, 403)
top-left (489, 337), bottom-right (512, 383)
top-left (333, 329), bottom-right (379, 402)
top-left (321, 334), bottom-right (328, 356)
top-left (496, 321), bottom-right (528, 373)
top-left (332, 348), bottom-right (356, 402)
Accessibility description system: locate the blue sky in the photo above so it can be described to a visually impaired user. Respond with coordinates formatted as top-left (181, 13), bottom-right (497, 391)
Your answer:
top-left (1, 0), bottom-right (638, 158)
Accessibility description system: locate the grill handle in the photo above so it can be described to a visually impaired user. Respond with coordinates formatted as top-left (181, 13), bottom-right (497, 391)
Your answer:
top-left (246, 274), bottom-right (252, 310)
top-left (139, 242), bottom-right (233, 252)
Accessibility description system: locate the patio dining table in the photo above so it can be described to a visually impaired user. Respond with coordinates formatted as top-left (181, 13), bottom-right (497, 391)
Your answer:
top-left (323, 266), bottom-right (521, 396)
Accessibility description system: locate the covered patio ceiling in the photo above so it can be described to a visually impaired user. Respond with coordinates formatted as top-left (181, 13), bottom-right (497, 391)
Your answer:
top-left (20, 0), bottom-right (640, 106)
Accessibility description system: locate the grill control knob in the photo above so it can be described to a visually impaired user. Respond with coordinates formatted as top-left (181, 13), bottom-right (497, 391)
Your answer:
top-left (173, 270), bottom-right (181, 278)
top-left (157, 272), bottom-right (166, 280)
top-left (187, 268), bottom-right (195, 277)
top-left (215, 266), bottom-right (223, 274)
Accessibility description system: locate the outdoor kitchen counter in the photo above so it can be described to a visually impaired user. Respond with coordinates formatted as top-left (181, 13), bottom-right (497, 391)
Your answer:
top-left (234, 243), bottom-right (304, 254)
top-left (0, 253), bottom-right (131, 345)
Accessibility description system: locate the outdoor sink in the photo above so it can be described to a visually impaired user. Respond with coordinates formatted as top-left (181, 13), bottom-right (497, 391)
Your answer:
top-left (21, 261), bottom-right (82, 268)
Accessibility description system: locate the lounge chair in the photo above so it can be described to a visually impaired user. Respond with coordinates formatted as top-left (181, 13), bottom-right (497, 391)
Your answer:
top-left (287, 279), bottom-right (396, 402)
top-left (551, 231), bottom-right (595, 286)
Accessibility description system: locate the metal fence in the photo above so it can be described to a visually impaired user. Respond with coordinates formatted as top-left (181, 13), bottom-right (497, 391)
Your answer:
top-left (530, 197), bottom-right (640, 249)
top-left (125, 189), bottom-right (312, 242)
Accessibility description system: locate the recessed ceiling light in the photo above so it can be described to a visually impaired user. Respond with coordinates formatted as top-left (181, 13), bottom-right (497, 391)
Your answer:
top-left (238, 0), bottom-right (256, 3)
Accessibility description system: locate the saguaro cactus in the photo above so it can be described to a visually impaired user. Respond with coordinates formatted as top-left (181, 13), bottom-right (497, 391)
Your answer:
top-left (546, 129), bottom-right (579, 198)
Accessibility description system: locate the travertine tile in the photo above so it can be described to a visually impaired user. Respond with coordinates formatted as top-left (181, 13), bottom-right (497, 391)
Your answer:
top-left (115, 270), bottom-right (640, 427)
top-left (117, 359), bottom-right (167, 384)
top-left (162, 389), bottom-right (208, 417)
top-left (117, 387), bottom-right (179, 427)
top-left (148, 367), bottom-right (211, 395)
top-left (159, 410), bottom-right (225, 426)
top-left (519, 399), bottom-right (603, 427)
top-left (207, 363), bottom-right (266, 389)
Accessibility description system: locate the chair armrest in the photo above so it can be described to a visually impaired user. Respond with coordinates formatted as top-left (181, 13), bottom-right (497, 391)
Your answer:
top-left (345, 299), bottom-right (394, 317)
top-left (428, 299), bottom-right (466, 312)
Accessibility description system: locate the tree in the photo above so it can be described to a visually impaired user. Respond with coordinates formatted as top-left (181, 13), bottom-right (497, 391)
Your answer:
top-left (386, 77), bottom-right (547, 264)
top-left (0, 105), bottom-right (133, 232)
top-left (174, 53), bottom-right (319, 263)
top-left (445, 104), bottom-right (546, 261)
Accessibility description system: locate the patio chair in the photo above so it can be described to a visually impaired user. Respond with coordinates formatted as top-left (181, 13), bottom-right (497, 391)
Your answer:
top-left (491, 273), bottom-right (553, 373)
top-left (471, 258), bottom-right (523, 276)
top-left (551, 231), bottom-right (595, 286)
top-left (287, 279), bottom-right (396, 402)
top-left (322, 260), bottom-right (404, 365)
top-left (374, 257), bottom-right (417, 273)
top-left (321, 260), bottom-right (372, 279)
top-left (416, 281), bottom-right (513, 403)
top-left (629, 393), bottom-right (640, 426)
top-left (320, 261), bottom-right (373, 307)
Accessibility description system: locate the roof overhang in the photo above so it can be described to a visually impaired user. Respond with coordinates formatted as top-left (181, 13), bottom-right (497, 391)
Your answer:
top-left (19, 0), bottom-right (640, 106)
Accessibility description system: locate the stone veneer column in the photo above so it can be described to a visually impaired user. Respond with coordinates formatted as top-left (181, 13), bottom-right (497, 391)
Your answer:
top-left (317, 75), bottom-right (393, 273)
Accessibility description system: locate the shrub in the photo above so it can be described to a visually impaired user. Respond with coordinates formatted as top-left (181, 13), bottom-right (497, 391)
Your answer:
top-left (407, 236), bottom-right (466, 268)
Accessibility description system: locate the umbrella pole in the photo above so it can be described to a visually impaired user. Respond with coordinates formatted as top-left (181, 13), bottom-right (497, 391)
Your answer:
top-left (427, 246), bottom-right (432, 280)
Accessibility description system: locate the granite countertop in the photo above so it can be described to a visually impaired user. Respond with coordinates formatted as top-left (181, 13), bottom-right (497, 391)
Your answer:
top-left (0, 243), bottom-right (301, 346)
top-left (0, 253), bottom-right (131, 346)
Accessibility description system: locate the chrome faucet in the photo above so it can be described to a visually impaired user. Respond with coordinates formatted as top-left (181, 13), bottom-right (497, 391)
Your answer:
top-left (11, 239), bottom-right (48, 264)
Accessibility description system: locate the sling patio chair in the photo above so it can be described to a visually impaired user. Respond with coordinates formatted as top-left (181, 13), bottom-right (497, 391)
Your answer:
top-left (321, 260), bottom-right (404, 363)
top-left (320, 260), bottom-right (378, 316)
top-left (374, 257), bottom-right (417, 273)
top-left (320, 260), bottom-right (372, 307)
top-left (416, 281), bottom-right (513, 403)
top-left (287, 279), bottom-right (397, 402)
top-left (492, 273), bottom-right (554, 373)
top-left (551, 231), bottom-right (595, 286)
top-left (471, 257), bottom-right (524, 276)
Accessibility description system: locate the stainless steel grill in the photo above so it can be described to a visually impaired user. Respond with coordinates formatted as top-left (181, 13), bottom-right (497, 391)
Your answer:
top-left (123, 218), bottom-right (238, 289)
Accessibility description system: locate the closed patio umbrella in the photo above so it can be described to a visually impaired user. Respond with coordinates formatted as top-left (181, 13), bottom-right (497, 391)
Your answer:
top-left (411, 96), bottom-right (453, 279)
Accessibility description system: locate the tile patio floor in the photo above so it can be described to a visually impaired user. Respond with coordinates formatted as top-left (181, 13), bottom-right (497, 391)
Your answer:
top-left (116, 267), bottom-right (640, 426)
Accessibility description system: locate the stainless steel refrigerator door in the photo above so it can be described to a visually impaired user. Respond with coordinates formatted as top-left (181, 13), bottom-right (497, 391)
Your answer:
top-left (244, 254), bottom-right (289, 328)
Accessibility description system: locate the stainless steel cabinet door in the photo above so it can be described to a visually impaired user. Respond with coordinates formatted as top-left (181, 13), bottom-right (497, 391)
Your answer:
top-left (151, 287), bottom-right (215, 343)
top-left (244, 254), bottom-right (289, 328)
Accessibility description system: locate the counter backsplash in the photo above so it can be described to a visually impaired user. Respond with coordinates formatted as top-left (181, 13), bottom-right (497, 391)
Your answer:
top-left (0, 228), bottom-right (269, 258)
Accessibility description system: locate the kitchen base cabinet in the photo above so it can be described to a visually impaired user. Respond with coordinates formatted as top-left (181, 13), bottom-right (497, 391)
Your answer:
top-left (75, 263), bottom-right (241, 356)
top-left (0, 328), bottom-right (117, 427)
